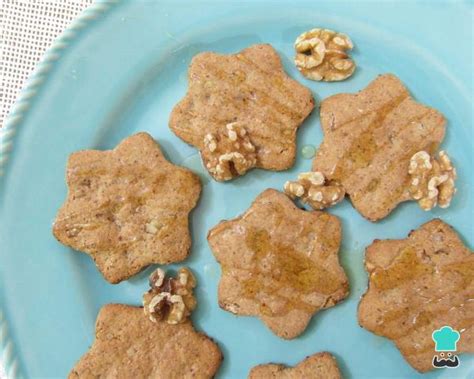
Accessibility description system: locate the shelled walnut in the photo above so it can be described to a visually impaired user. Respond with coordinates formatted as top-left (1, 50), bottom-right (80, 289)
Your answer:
top-left (408, 150), bottom-right (457, 210)
top-left (294, 28), bottom-right (355, 81)
top-left (143, 267), bottom-right (197, 325)
top-left (201, 122), bottom-right (257, 181)
top-left (284, 171), bottom-right (345, 210)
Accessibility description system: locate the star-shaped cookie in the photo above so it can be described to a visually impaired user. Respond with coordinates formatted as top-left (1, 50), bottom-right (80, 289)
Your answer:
top-left (208, 189), bottom-right (349, 339)
top-left (312, 74), bottom-right (446, 221)
top-left (69, 304), bottom-right (222, 378)
top-left (358, 219), bottom-right (473, 372)
top-left (169, 44), bottom-right (315, 181)
top-left (248, 352), bottom-right (342, 379)
top-left (53, 132), bottom-right (201, 283)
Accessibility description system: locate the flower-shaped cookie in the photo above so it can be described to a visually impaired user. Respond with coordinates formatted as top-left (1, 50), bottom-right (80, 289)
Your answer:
top-left (358, 219), bottom-right (474, 372)
top-left (169, 44), bottom-right (315, 181)
top-left (312, 74), bottom-right (447, 221)
top-left (69, 304), bottom-right (222, 378)
top-left (53, 133), bottom-right (201, 283)
top-left (208, 189), bottom-right (349, 339)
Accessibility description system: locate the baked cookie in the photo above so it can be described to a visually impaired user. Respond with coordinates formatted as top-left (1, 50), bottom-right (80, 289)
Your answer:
top-left (311, 74), bottom-right (448, 221)
top-left (69, 304), bottom-right (222, 378)
top-left (358, 219), bottom-right (473, 372)
top-left (248, 352), bottom-right (342, 379)
top-left (208, 189), bottom-right (349, 339)
top-left (53, 132), bottom-right (201, 283)
top-left (169, 44), bottom-right (315, 181)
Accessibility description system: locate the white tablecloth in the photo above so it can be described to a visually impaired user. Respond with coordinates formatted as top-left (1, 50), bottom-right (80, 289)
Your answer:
top-left (1, 0), bottom-right (92, 127)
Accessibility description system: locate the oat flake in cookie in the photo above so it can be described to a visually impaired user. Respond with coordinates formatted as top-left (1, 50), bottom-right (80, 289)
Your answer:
top-left (311, 74), bottom-right (454, 221)
top-left (208, 189), bottom-right (349, 339)
top-left (358, 219), bottom-right (473, 372)
top-left (248, 352), bottom-right (342, 379)
top-left (68, 304), bottom-right (222, 379)
top-left (169, 44), bottom-right (315, 181)
top-left (53, 132), bottom-right (201, 284)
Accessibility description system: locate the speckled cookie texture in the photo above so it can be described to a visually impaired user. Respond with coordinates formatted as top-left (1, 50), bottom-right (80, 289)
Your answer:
top-left (248, 352), bottom-right (342, 379)
top-left (358, 219), bottom-right (473, 372)
top-left (208, 189), bottom-right (349, 339)
top-left (169, 44), bottom-right (315, 181)
top-left (53, 132), bottom-right (201, 284)
top-left (69, 304), bottom-right (222, 378)
top-left (312, 74), bottom-right (446, 221)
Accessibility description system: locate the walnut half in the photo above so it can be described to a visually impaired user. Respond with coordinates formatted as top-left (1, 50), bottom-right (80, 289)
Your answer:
top-left (408, 150), bottom-right (457, 210)
top-left (284, 171), bottom-right (345, 210)
top-left (294, 28), bottom-right (355, 81)
top-left (201, 122), bottom-right (257, 181)
top-left (143, 267), bottom-right (197, 325)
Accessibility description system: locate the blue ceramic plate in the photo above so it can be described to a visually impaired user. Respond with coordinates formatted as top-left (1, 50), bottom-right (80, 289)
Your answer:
top-left (1, 1), bottom-right (472, 378)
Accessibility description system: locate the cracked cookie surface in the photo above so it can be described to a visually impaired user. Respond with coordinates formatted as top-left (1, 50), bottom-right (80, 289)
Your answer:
top-left (312, 74), bottom-right (446, 221)
top-left (358, 219), bottom-right (473, 372)
top-left (208, 189), bottom-right (348, 339)
top-left (53, 132), bottom-right (201, 283)
top-left (170, 44), bottom-right (314, 180)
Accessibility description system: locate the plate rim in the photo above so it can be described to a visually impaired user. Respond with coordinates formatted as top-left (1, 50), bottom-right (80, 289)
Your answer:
top-left (0, 2), bottom-right (119, 377)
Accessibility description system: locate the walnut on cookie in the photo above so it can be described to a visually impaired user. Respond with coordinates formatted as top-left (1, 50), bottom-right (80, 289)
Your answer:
top-left (284, 171), bottom-right (345, 210)
top-left (408, 150), bottom-right (457, 211)
top-left (143, 267), bottom-right (197, 325)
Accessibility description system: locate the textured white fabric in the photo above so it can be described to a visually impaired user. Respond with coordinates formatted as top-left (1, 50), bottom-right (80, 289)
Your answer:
top-left (0, 2), bottom-right (93, 376)
top-left (0, 0), bottom-right (92, 128)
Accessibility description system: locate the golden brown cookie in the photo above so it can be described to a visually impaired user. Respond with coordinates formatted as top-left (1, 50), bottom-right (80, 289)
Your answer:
top-left (312, 74), bottom-right (447, 221)
top-left (69, 304), bottom-right (222, 378)
top-left (53, 132), bottom-right (201, 283)
top-left (169, 44), bottom-right (315, 181)
top-left (248, 352), bottom-right (342, 379)
top-left (208, 189), bottom-right (349, 339)
top-left (358, 219), bottom-right (473, 372)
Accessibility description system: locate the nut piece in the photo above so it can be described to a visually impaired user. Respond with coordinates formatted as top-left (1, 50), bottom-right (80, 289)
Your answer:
top-left (143, 267), bottom-right (197, 325)
top-left (294, 28), bottom-right (355, 81)
top-left (201, 122), bottom-right (257, 181)
top-left (284, 171), bottom-right (345, 210)
top-left (408, 150), bottom-right (457, 210)
top-left (145, 219), bottom-right (162, 234)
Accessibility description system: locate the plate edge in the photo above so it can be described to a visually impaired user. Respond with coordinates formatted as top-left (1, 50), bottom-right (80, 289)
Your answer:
top-left (0, 1), bottom-right (118, 377)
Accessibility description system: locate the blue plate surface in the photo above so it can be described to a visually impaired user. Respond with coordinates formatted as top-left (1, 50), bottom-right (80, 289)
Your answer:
top-left (0, 1), bottom-right (472, 378)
